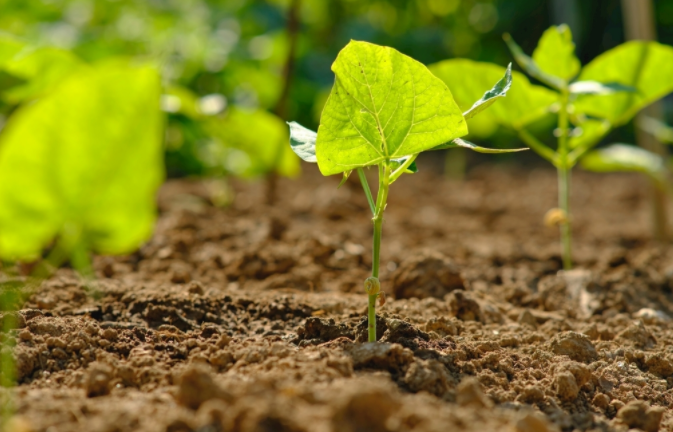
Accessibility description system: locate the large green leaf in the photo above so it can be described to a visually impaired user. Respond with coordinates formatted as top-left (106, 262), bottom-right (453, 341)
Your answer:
top-left (203, 108), bottom-right (300, 178)
top-left (2, 47), bottom-right (84, 103)
top-left (0, 63), bottom-right (164, 261)
top-left (429, 59), bottom-right (558, 129)
top-left (315, 41), bottom-right (467, 175)
top-left (0, 34), bottom-right (24, 68)
top-left (581, 144), bottom-right (665, 181)
top-left (575, 41), bottom-right (673, 126)
top-left (532, 25), bottom-right (580, 82)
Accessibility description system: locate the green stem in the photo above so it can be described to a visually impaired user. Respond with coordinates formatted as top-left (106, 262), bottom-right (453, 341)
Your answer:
top-left (518, 128), bottom-right (557, 165)
top-left (357, 168), bottom-right (376, 215)
top-left (557, 90), bottom-right (573, 270)
top-left (368, 163), bottom-right (390, 342)
top-left (389, 153), bottom-right (417, 184)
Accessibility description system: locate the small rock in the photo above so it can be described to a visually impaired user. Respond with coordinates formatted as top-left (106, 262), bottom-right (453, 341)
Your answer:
top-left (644, 352), bottom-right (673, 377)
top-left (391, 251), bottom-right (464, 299)
top-left (176, 366), bottom-right (233, 410)
top-left (516, 385), bottom-right (545, 404)
top-left (634, 308), bottom-right (669, 325)
top-left (346, 343), bottom-right (413, 374)
top-left (553, 371), bottom-right (579, 401)
top-left (518, 310), bottom-right (538, 328)
top-left (456, 377), bottom-right (492, 408)
top-left (617, 320), bottom-right (656, 349)
top-left (616, 400), bottom-right (664, 432)
top-left (447, 290), bottom-right (483, 322)
top-left (592, 393), bottom-right (610, 410)
top-left (515, 412), bottom-right (555, 432)
top-left (548, 331), bottom-right (597, 363)
top-left (425, 316), bottom-right (460, 337)
top-left (188, 281), bottom-right (204, 295)
top-left (403, 359), bottom-right (455, 398)
top-left (85, 362), bottom-right (113, 398)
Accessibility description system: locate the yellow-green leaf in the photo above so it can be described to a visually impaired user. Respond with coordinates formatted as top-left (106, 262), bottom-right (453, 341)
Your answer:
top-left (532, 25), bottom-right (581, 82)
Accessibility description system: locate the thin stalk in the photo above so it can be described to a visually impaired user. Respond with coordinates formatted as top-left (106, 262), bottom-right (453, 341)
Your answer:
top-left (368, 163), bottom-right (390, 342)
top-left (557, 90), bottom-right (572, 270)
top-left (357, 168), bottom-right (376, 215)
top-left (389, 154), bottom-right (417, 184)
top-left (518, 129), bottom-right (558, 164)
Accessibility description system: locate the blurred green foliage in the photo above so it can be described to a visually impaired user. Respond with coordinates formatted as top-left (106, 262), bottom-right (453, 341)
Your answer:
top-left (1, 0), bottom-right (673, 174)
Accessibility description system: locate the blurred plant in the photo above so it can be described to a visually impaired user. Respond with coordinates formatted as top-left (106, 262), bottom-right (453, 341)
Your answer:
top-left (288, 41), bottom-right (526, 342)
top-left (431, 24), bottom-right (673, 269)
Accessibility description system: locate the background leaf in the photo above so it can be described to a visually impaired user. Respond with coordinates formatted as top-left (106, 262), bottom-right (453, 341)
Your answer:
top-left (429, 59), bottom-right (558, 130)
top-left (574, 41), bottom-right (673, 125)
top-left (532, 25), bottom-right (580, 82)
top-left (316, 41), bottom-right (467, 176)
top-left (581, 143), bottom-right (665, 180)
top-left (569, 81), bottom-right (636, 95)
top-left (503, 33), bottom-right (567, 91)
top-left (0, 63), bottom-right (164, 260)
top-left (203, 108), bottom-right (300, 178)
top-left (287, 121), bottom-right (317, 163)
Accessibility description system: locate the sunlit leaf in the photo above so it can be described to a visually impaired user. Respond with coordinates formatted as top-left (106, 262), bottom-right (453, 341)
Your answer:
top-left (575, 41), bottom-right (673, 125)
top-left (532, 25), bottom-right (580, 81)
top-left (429, 59), bottom-right (558, 129)
top-left (287, 121), bottom-right (317, 162)
top-left (316, 41), bottom-right (467, 175)
top-left (569, 81), bottom-right (636, 95)
top-left (581, 144), bottom-right (665, 180)
top-left (638, 116), bottom-right (673, 144)
top-left (2, 47), bottom-right (84, 103)
top-left (503, 33), bottom-right (566, 90)
top-left (0, 63), bottom-right (164, 261)
top-left (0, 34), bottom-right (24, 68)
top-left (203, 108), bottom-right (300, 178)
top-left (432, 138), bottom-right (528, 154)
top-left (463, 63), bottom-right (512, 120)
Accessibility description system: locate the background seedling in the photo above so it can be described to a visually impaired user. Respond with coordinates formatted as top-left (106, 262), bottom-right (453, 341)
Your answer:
top-left (288, 41), bottom-right (527, 342)
top-left (431, 25), bottom-right (673, 269)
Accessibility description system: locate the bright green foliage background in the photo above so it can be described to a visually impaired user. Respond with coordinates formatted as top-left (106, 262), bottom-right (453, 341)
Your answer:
top-left (316, 41), bottom-right (466, 175)
top-left (0, 63), bottom-right (163, 261)
top-left (576, 41), bottom-right (673, 126)
top-left (532, 24), bottom-right (580, 81)
top-left (429, 59), bottom-right (557, 129)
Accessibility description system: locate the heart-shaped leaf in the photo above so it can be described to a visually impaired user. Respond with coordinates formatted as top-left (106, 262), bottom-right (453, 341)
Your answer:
top-left (315, 41), bottom-right (467, 176)
top-left (287, 121), bottom-right (317, 162)
top-left (532, 25), bottom-right (581, 82)
top-left (463, 63), bottom-right (512, 120)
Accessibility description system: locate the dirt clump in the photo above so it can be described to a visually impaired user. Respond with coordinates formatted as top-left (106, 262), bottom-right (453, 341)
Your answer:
top-left (391, 251), bottom-right (464, 299)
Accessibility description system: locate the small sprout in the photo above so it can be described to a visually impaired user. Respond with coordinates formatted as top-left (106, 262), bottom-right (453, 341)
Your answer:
top-left (287, 41), bottom-right (527, 342)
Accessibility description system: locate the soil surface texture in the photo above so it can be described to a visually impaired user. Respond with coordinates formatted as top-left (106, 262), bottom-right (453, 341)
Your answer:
top-left (2, 162), bottom-right (673, 432)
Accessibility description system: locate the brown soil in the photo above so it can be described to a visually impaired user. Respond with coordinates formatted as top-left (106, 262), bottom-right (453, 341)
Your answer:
top-left (2, 162), bottom-right (673, 432)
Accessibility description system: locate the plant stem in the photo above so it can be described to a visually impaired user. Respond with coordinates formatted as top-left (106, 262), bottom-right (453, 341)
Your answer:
top-left (557, 90), bottom-right (573, 270)
top-left (357, 168), bottom-right (376, 215)
top-left (369, 163), bottom-right (390, 342)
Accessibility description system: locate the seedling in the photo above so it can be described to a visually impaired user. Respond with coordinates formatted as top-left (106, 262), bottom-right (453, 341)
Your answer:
top-left (288, 41), bottom-right (527, 342)
top-left (430, 25), bottom-right (673, 269)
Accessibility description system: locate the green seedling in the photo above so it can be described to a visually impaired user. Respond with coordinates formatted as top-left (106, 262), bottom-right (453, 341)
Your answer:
top-left (431, 25), bottom-right (673, 269)
top-left (288, 41), bottom-right (527, 342)
top-left (0, 60), bottom-right (164, 272)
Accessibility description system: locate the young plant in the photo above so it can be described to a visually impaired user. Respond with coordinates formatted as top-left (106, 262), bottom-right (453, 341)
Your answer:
top-left (288, 41), bottom-right (527, 342)
top-left (431, 25), bottom-right (673, 269)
